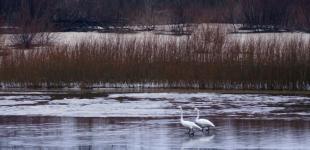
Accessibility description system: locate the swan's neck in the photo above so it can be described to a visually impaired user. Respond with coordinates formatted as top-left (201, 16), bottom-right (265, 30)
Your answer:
top-left (180, 108), bottom-right (184, 121)
top-left (196, 110), bottom-right (200, 120)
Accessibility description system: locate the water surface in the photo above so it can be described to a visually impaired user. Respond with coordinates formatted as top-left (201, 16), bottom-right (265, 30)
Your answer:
top-left (0, 90), bottom-right (309, 149)
top-left (0, 116), bottom-right (309, 149)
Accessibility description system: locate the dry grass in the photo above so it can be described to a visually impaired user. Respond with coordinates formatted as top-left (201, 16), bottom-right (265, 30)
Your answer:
top-left (0, 26), bottom-right (310, 90)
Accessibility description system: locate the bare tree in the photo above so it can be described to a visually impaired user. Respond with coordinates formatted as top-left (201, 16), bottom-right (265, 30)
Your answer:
top-left (0, 16), bottom-right (4, 50)
top-left (297, 0), bottom-right (310, 31)
top-left (10, 0), bottom-right (55, 49)
top-left (0, 16), bottom-right (10, 57)
top-left (240, 0), bottom-right (262, 30)
top-left (226, 0), bottom-right (241, 33)
top-left (170, 0), bottom-right (187, 35)
top-left (10, 1), bottom-right (37, 49)
top-left (240, 0), bottom-right (291, 31)
top-left (143, 0), bottom-right (156, 31)
top-left (110, 0), bottom-right (128, 32)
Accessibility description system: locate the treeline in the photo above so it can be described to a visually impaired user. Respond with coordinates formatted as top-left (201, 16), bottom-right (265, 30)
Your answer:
top-left (0, 0), bottom-right (228, 31)
top-left (1, 0), bottom-right (310, 32)
top-left (1, 27), bottom-right (309, 90)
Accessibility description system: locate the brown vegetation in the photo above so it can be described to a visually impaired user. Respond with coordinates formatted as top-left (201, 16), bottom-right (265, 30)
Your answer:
top-left (0, 26), bottom-right (309, 90)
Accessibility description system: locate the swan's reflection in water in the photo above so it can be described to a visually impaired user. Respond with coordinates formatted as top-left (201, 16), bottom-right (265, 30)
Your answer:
top-left (181, 134), bottom-right (215, 149)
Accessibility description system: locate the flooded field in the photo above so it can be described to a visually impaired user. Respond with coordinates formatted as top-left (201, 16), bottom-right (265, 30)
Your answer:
top-left (0, 90), bottom-right (309, 149)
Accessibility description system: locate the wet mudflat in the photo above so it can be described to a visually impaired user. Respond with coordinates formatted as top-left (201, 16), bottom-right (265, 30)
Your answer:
top-left (0, 90), bottom-right (309, 149)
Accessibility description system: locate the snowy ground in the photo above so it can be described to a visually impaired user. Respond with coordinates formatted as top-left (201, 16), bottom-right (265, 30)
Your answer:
top-left (54, 24), bottom-right (310, 45)
top-left (2, 24), bottom-right (310, 46)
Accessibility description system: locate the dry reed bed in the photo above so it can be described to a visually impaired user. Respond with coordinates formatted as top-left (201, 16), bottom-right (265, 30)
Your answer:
top-left (0, 27), bottom-right (310, 90)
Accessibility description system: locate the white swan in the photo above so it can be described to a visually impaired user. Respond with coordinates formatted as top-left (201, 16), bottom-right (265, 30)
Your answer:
top-left (178, 106), bottom-right (202, 136)
top-left (194, 108), bottom-right (215, 132)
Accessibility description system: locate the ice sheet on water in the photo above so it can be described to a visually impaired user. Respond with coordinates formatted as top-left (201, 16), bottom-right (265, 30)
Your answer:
top-left (0, 93), bottom-right (309, 118)
top-left (0, 100), bottom-right (39, 106)
top-left (0, 92), bottom-right (47, 95)
top-left (108, 93), bottom-right (310, 116)
top-left (0, 95), bottom-right (50, 106)
top-left (0, 95), bottom-right (50, 100)
top-left (0, 96), bottom-right (174, 117)
top-left (108, 93), bottom-right (218, 103)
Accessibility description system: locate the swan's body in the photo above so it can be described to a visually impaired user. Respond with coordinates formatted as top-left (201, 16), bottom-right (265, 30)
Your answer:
top-left (178, 106), bottom-right (201, 136)
top-left (194, 108), bottom-right (215, 132)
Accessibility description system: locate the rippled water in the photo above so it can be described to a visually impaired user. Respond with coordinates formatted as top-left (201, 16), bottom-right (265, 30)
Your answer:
top-left (0, 90), bottom-right (309, 149)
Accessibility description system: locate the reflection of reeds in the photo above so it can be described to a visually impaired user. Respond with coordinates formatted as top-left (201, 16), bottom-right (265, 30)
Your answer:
top-left (0, 26), bottom-right (310, 90)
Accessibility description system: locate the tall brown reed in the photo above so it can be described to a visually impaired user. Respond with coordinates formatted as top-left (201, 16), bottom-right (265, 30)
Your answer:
top-left (0, 27), bottom-right (309, 90)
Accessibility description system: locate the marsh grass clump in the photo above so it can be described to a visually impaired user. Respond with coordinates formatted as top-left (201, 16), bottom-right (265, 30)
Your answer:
top-left (0, 26), bottom-right (309, 90)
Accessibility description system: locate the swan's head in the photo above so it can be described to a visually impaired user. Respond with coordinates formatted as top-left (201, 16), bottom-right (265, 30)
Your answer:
top-left (194, 107), bottom-right (200, 111)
